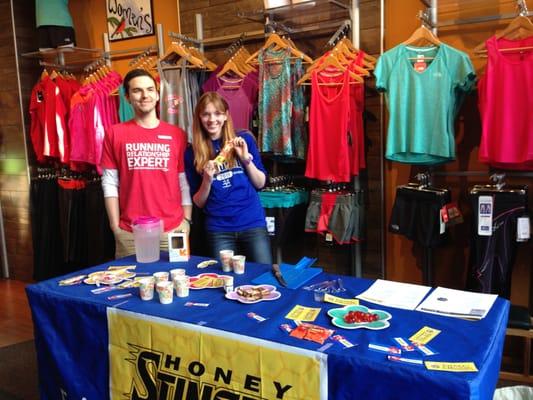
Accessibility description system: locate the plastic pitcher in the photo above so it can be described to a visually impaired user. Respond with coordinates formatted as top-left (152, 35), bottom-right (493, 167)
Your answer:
top-left (132, 216), bottom-right (162, 263)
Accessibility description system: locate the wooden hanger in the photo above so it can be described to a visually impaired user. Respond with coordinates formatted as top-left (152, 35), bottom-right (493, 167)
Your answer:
top-left (403, 25), bottom-right (441, 47)
top-left (474, 15), bottom-right (533, 55)
top-left (187, 45), bottom-right (217, 71)
top-left (297, 52), bottom-right (364, 85)
top-left (160, 41), bottom-right (205, 69)
top-left (217, 57), bottom-right (246, 78)
top-left (334, 40), bottom-right (375, 70)
top-left (246, 33), bottom-right (313, 64)
top-left (339, 37), bottom-right (377, 65)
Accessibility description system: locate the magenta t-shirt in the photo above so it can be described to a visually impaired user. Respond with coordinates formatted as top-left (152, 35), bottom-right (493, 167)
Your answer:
top-left (202, 72), bottom-right (258, 130)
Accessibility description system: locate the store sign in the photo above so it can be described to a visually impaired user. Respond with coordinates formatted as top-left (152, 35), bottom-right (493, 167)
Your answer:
top-left (106, 0), bottom-right (154, 41)
top-left (108, 308), bottom-right (327, 400)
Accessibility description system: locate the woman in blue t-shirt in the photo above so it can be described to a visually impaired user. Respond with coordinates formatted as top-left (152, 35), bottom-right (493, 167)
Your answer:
top-left (185, 92), bottom-right (272, 265)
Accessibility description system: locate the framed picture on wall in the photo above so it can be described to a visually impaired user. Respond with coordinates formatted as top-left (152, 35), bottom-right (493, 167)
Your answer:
top-left (106, 0), bottom-right (154, 41)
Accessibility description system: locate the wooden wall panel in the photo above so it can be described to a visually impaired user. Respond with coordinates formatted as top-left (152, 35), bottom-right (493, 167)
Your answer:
top-left (0, 0), bottom-right (38, 282)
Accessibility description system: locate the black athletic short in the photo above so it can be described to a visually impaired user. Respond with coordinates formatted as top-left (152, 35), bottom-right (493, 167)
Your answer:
top-left (467, 192), bottom-right (527, 299)
top-left (38, 25), bottom-right (76, 49)
top-left (389, 187), bottom-right (450, 247)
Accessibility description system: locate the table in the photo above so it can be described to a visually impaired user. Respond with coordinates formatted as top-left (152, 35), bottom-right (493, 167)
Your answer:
top-left (26, 254), bottom-right (509, 400)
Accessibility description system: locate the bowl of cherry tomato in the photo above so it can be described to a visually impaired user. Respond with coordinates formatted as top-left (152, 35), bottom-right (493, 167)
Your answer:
top-left (328, 305), bottom-right (392, 330)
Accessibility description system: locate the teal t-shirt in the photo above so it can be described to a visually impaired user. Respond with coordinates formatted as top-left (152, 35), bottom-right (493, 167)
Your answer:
top-left (375, 43), bottom-right (476, 165)
top-left (118, 86), bottom-right (134, 123)
top-left (36, 0), bottom-right (73, 28)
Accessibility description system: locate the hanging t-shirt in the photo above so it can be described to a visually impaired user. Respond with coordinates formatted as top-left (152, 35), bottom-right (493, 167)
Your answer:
top-left (478, 35), bottom-right (533, 170)
top-left (100, 120), bottom-right (187, 232)
top-left (375, 43), bottom-right (476, 165)
top-left (118, 86), bottom-right (134, 123)
top-left (184, 132), bottom-right (267, 232)
top-left (305, 70), bottom-right (351, 182)
top-left (159, 60), bottom-right (193, 142)
top-left (36, 0), bottom-right (73, 27)
top-left (258, 47), bottom-right (293, 155)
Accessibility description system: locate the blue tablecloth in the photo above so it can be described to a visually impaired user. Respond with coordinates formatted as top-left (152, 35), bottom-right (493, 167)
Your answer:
top-left (26, 254), bottom-right (509, 400)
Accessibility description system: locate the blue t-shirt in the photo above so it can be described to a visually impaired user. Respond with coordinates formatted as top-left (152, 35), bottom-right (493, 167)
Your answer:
top-left (375, 43), bottom-right (476, 165)
top-left (36, 0), bottom-right (73, 28)
top-left (185, 132), bottom-right (267, 232)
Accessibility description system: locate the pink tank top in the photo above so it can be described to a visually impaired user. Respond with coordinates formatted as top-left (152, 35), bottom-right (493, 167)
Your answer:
top-left (478, 35), bottom-right (533, 170)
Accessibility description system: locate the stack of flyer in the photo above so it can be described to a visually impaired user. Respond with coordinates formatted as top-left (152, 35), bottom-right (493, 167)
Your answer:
top-left (356, 279), bottom-right (432, 310)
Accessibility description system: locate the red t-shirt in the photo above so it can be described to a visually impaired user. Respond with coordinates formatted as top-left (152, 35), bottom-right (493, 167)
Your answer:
top-left (100, 120), bottom-right (187, 232)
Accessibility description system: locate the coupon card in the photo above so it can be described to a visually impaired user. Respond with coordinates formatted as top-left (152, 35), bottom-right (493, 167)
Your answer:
top-left (409, 326), bottom-right (441, 345)
top-left (285, 305), bottom-right (321, 322)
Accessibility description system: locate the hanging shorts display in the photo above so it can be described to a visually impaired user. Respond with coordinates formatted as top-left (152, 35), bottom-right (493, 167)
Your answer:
top-left (389, 186), bottom-right (450, 248)
top-left (467, 191), bottom-right (528, 299)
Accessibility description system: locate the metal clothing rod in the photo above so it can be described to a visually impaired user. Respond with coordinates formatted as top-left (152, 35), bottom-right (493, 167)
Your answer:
top-left (438, 11), bottom-right (533, 28)
top-left (39, 60), bottom-right (87, 70)
top-left (104, 45), bottom-right (157, 58)
top-left (431, 170), bottom-right (533, 178)
top-left (168, 31), bottom-right (203, 45)
top-left (326, 19), bottom-right (351, 47)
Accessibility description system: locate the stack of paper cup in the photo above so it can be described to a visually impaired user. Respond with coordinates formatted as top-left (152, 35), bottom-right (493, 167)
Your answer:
top-left (174, 275), bottom-right (190, 298)
top-left (232, 255), bottom-right (246, 275)
top-left (219, 250), bottom-right (234, 272)
top-left (223, 276), bottom-right (234, 293)
top-left (138, 277), bottom-right (155, 300)
top-left (156, 281), bottom-right (174, 304)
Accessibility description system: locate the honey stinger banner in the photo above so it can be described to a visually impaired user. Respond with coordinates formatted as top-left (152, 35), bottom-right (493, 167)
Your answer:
top-left (108, 308), bottom-right (328, 400)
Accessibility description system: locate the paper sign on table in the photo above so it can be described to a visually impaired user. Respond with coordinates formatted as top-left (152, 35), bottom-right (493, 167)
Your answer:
top-left (416, 287), bottom-right (497, 320)
top-left (324, 294), bottom-right (359, 306)
top-left (409, 326), bottom-right (441, 345)
top-left (424, 361), bottom-right (478, 372)
top-left (285, 305), bottom-right (321, 322)
top-left (356, 279), bottom-right (431, 310)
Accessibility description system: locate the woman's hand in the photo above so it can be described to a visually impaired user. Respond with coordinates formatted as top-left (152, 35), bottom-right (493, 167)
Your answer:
top-left (202, 160), bottom-right (217, 182)
top-left (232, 137), bottom-right (249, 161)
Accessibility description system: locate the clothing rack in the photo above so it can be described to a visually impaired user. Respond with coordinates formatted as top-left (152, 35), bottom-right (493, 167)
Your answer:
top-left (102, 24), bottom-right (164, 66)
top-left (168, 31), bottom-right (203, 46)
top-left (326, 19), bottom-right (351, 47)
top-left (438, 0), bottom-right (532, 28)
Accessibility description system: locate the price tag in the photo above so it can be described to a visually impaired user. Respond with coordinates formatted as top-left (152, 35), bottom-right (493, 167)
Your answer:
top-left (517, 216), bottom-right (530, 242)
top-left (477, 196), bottom-right (493, 236)
top-left (265, 216), bottom-right (275, 235)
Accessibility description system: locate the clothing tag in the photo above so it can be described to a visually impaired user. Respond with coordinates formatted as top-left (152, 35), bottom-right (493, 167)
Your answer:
top-left (325, 233), bottom-right (333, 242)
top-left (444, 202), bottom-right (464, 227)
top-left (478, 196), bottom-right (493, 236)
top-left (440, 206), bottom-right (449, 223)
top-left (265, 216), bottom-right (275, 235)
top-left (517, 217), bottom-right (530, 242)
top-left (439, 207), bottom-right (446, 234)
top-left (414, 61), bottom-right (427, 73)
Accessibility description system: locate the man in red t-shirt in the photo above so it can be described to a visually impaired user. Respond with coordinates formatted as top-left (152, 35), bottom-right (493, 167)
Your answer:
top-left (100, 69), bottom-right (192, 258)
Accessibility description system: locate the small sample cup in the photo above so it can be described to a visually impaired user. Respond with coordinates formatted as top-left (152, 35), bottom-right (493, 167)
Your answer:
top-left (138, 277), bottom-right (155, 301)
top-left (231, 255), bottom-right (246, 275)
top-left (219, 250), bottom-right (234, 272)
top-left (170, 268), bottom-right (186, 281)
top-left (153, 271), bottom-right (169, 283)
top-left (156, 281), bottom-right (174, 304)
top-left (223, 276), bottom-right (234, 293)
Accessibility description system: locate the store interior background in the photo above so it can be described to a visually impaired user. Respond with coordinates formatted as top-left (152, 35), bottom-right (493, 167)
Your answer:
top-left (1, 0), bottom-right (532, 313)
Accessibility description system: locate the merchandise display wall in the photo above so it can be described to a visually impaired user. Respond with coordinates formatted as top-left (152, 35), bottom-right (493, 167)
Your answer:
top-left (384, 0), bottom-right (533, 309)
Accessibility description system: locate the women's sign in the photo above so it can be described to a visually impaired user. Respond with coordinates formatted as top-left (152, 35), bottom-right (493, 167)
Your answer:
top-left (106, 0), bottom-right (154, 41)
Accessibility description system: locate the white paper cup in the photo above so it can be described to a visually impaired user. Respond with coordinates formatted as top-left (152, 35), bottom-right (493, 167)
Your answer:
top-left (153, 271), bottom-right (169, 283)
top-left (231, 255), bottom-right (246, 275)
top-left (156, 281), bottom-right (174, 304)
top-left (223, 276), bottom-right (234, 293)
top-left (219, 250), bottom-right (234, 272)
top-left (176, 284), bottom-right (190, 298)
top-left (170, 268), bottom-right (186, 281)
top-left (138, 277), bottom-right (155, 301)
